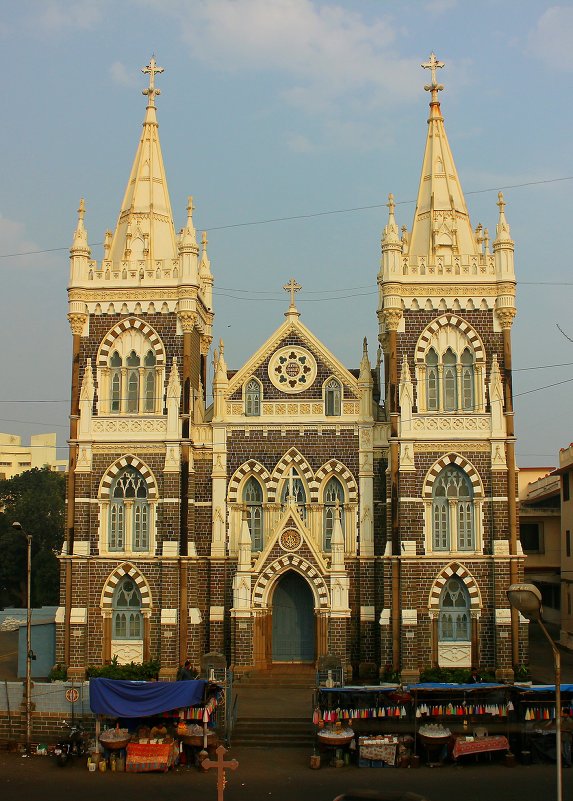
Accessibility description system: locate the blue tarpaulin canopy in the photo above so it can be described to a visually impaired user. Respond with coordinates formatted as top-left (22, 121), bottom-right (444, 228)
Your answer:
top-left (89, 677), bottom-right (209, 718)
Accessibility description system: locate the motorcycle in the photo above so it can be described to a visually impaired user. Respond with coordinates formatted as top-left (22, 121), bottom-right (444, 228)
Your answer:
top-left (54, 720), bottom-right (86, 767)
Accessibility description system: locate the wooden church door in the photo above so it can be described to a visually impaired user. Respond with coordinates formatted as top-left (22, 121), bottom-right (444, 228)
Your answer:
top-left (271, 571), bottom-right (315, 662)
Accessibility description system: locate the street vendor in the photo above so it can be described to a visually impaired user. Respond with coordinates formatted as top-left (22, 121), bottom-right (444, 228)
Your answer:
top-left (150, 720), bottom-right (168, 740)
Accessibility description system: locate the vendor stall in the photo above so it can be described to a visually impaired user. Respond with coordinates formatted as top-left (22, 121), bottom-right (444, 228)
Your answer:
top-left (89, 677), bottom-right (222, 773)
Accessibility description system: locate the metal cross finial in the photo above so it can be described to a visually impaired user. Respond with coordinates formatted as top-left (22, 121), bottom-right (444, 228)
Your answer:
top-left (422, 52), bottom-right (444, 92)
top-left (283, 278), bottom-right (302, 310)
top-left (142, 55), bottom-right (164, 105)
top-left (202, 745), bottom-right (239, 801)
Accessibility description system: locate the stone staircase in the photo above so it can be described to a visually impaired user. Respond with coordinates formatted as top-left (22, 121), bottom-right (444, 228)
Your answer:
top-left (230, 666), bottom-right (316, 748)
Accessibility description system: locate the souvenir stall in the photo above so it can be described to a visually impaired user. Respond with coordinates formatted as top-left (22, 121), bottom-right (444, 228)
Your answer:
top-left (513, 684), bottom-right (573, 765)
top-left (89, 677), bottom-right (222, 773)
top-left (408, 683), bottom-right (514, 765)
top-left (313, 686), bottom-right (414, 767)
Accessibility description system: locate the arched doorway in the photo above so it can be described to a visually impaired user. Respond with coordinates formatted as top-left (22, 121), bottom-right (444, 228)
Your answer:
top-left (272, 571), bottom-right (315, 662)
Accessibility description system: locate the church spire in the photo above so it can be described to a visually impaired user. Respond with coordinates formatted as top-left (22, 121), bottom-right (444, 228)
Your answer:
top-left (108, 56), bottom-right (177, 266)
top-left (408, 53), bottom-right (478, 257)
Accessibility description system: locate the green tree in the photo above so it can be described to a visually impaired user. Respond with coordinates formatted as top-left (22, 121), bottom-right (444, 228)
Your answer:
top-left (0, 467), bottom-right (65, 607)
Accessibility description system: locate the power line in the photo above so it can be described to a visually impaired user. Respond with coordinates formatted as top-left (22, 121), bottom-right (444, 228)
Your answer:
top-left (2, 174), bottom-right (573, 260)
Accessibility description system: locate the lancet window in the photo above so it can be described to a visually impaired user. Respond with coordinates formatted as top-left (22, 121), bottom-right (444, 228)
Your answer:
top-left (323, 476), bottom-right (345, 552)
top-left (112, 577), bottom-right (143, 641)
top-left (439, 577), bottom-right (470, 642)
top-left (280, 468), bottom-right (307, 522)
top-left (432, 465), bottom-right (474, 551)
top-left (245, 379), bottom-right (261, 417)
top-left (324, 378), bottom-right (342, 416)
top-left (243, 476), bottom-right (264, 551)
top-left (109, 467), bottom-right (150, 552)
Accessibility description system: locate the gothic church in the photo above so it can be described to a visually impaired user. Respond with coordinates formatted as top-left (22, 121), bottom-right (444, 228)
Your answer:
top-left (57, 55), bottom-right (525, 682)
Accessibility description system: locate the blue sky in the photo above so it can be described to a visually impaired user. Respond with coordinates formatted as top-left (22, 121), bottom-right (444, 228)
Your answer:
top-left (1, 0), bottom-right (572, 467)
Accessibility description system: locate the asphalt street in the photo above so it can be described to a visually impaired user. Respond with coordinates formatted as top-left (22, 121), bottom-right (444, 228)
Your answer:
top-left (0, 745), bottom-right (567, 801)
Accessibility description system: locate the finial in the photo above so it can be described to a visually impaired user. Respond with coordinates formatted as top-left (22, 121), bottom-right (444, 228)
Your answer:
top-left (187, 195), bottom-right (195, 221)
top-left (387, 193), bottom-right (395, 215)
top-left (422, 52), bottom-right (444, 94)
top-left (78, 198), bottom-right (85, 222)
top-left (283, 278), bottom-right (302, 315)
top-left (363, 336), bottom-right (368, 354)
top-left (219, 338), bottom-right (224, 356)
top-left (497, 191), bottom-right (505, 213)
top-left (202, 230), bottom-right (208, 248)
top-left (142, 55), bottom-right (164, 106)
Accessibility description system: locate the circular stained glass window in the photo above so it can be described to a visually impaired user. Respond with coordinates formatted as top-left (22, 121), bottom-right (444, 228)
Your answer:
top-left (280, 529), bottom-right (302, 551)
top-left (268, 346), bottom-right (317, 393)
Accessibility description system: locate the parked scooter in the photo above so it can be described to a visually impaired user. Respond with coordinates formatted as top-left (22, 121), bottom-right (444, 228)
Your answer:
top-left (54, 720), bottom-right (86, 766)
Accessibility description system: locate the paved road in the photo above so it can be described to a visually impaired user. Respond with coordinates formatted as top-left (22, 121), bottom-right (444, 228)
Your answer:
top-left (0, 746), bottom-right (569, 801)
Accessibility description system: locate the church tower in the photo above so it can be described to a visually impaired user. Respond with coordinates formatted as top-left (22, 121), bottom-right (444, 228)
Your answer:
top-left (59, 58), bottom-right (214, 678)
top-left (377, 54), bottom-right (524, 680)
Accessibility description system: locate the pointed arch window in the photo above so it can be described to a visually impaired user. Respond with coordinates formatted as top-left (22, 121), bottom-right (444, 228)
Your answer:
top-left (426, 349), bottom-right (439, 411)
top-left (143, 350), bottom-right (156, 413)
top-left (244, 476), bottom-right (263, 551)
top-left (439, 577), bottom-right (470, 642)
top-left (280, 468), bottom-right (307, 522)
top-left (461, 348), bottom-right (474, 412)
top-left (443, 349), bottom-right (457, 412)
top-left (245, 379), bottom-right (261, 417)
top-left (126, 351), bottom-right (140, 413)
top-left (323, 476), bottom-right (344, 552)
top-left (109, 467), bottom-right (150, 552)
top-left (432, 465), bottom-right (474, 551)
top-left (325, 378), bottom-right (342, 416)
top-left (113, 577), bottom-right (143, 640)
top-left (110, 352), bottom-right (122, 414)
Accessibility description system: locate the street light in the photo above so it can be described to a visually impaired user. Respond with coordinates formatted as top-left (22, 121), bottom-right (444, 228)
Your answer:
top-left (507, 582), bottom-right (562, 801)
top-left (12, 521), bottom-right (33, 756)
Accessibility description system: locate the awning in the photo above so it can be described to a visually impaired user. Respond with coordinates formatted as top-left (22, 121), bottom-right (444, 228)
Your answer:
top-left (89, 677), bottom-right (211, 717)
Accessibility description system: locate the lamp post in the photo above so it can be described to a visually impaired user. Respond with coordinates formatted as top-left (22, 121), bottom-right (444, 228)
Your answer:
top-left (12, 521), bottom-right (32, 756)
top-left (507, 583), bottom-right (561, 801)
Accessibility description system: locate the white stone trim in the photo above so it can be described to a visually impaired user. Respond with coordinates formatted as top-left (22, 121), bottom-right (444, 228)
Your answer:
top-left (70, 608), bottom-right (87, 624)
top-left (189, 608), bottom-right (202, 625)
top-left (495, 608), bottom-right (512, 625)
top-left (210, 606), bottom-right (225, 621)
top-left (360, 605), bottom-right (375, 622)
top-left (161, 609), bottom-right (178, 625)
top-left (379, 609), bottom-right (391, 626)
top-left (401, 609), bottom-right (418, 625)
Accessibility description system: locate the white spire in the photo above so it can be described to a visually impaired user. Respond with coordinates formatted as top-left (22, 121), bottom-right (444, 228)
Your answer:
top-left (408, 54), bottom-right (478, 258)
top-left (108, 56), bottom-right (177, 266)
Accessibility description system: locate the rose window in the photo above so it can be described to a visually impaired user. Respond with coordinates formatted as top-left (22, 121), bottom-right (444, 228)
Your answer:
top-left (280, 529), bottom-right (302, 551)
top-left (268, 346), bottom-right (317, 393)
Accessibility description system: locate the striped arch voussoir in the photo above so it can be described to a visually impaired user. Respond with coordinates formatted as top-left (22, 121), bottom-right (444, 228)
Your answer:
top-left (268, 449), bottom-right (315, 502)
top-left (252, 555), bottom-right (329, 609)
top-left (415, 314), bottom-right (484, 363)
top-left (314, 460), bottom-right (358, 503)
top-left (99, 455), bottom-right (157, 499)
top-left (97, 317), bottom-right (165, 366)
top-left (423, 453), bottom-right (483, 498)
top-left (428, 562), bottom-right (481, 610)
top-left (101, 563), bottom-right (151, 610)
top-left (228, 460), bottom-right (272, 503)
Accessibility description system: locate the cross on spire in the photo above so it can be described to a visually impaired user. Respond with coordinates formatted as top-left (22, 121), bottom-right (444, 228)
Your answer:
top-left (283, 278), bottom-right (302, 313)
top-left (142, 55), bottom-right (164, 106)
top-left (422, 52), bottom-right (444, 93)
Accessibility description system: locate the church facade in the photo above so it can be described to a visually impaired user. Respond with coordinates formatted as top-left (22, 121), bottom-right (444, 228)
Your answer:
top-left (57, 56), bottom-right (526, 682)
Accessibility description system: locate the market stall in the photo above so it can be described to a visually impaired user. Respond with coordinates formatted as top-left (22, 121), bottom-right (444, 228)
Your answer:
top-left (89, 677), bottom-right (222, 772)
top-left (513, 683), bottom-right (573, 765)
top-left (408, 683), bottom-right (514, 765)
top-left (313, 686), bottom-right (413, 767)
